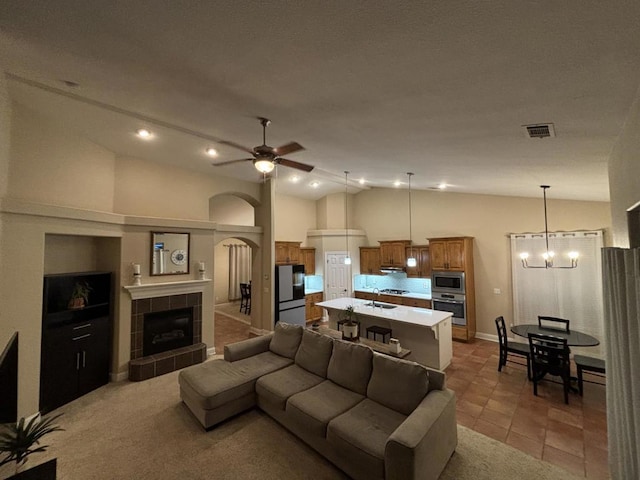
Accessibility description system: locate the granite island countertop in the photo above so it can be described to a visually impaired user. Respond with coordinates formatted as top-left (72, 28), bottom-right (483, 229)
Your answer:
top-left (316, 297), bottom-right (449, 328)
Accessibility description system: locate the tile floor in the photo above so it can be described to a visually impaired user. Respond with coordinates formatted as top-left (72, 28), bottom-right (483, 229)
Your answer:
top-left (446, 338), bottom-right (609, 479)
top-left (211, 311), bottom-right (609, 479)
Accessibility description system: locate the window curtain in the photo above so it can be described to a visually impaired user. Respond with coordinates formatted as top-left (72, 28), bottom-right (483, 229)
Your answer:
top-left (602, 247), bottom-right (640, 478)
top-left (228, 244), bottom-right (252, 301)
top-left (510, 230), bottom-right (604, 356)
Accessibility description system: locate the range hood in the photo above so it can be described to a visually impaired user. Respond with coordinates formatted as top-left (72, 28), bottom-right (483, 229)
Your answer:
top-left (380, 266), bottom-right (405, 274)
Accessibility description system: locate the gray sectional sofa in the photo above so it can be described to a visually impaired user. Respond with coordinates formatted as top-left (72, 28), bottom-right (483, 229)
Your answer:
top-left (178, 322), bottom-right (457, 480)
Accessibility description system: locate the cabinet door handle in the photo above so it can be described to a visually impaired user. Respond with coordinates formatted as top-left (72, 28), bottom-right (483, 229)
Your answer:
top-left (73, 323), bottom-right (92, 330)
top-left (72, 333), bottom-right (91, 341)
top-left (76, 352), bottom-right (80, 370)
top-left (82, 350), bottom-right (86, 368)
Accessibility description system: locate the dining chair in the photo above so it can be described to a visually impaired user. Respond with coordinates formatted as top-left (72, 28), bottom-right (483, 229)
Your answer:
top-left (528, 333), bottom-right (572, 404)
top-left (239, 283), bottom-right (251, 314)
top-left (495, 316), bottom-right (531, 380)
top-left (538, 315), bottom-right (570, 333)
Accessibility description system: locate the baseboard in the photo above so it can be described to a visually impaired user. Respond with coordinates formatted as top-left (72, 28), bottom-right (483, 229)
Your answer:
top-left (475, 332), bottom-right (498, 343)
top-left (249, 327), bottom-right (270, 336)
top-left (110, 371), bottom-right (128, 382)
top-left (207, 347), bottom-right (216, 357)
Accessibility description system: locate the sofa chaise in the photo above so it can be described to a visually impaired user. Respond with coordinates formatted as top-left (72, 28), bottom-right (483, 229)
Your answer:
top-left (178, 322), bottom-right (457, 480)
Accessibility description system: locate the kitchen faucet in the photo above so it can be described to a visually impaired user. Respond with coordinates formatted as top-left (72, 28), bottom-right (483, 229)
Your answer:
top-left (372, 287), bottom-right (380, 307)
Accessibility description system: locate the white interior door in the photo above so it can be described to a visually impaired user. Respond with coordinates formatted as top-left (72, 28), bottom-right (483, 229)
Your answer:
top-left (326, 252), bottom-right (351, 300)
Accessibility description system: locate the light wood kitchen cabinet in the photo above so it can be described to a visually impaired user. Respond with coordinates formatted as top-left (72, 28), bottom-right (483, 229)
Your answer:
top-left (428, 236), bottom-right (476, 343)
top-left (300, 247), bottom-right (316, 275)
top-left (305, 292), bottom-right (324, 322)
top-left (428, 237), bottom-right (470, 271)
top-left (401, 297), bottom-right (431, 309)
top-left (354, 291), bottom-right (374, 301)
top-left (379, 241), bottom-right (410, 267)
top-left (405, 245), bottom-right (431, 278)
top-left (359, 247), bottom-right (381, 275)
top-left (275, 241), bottom-right (301, 265)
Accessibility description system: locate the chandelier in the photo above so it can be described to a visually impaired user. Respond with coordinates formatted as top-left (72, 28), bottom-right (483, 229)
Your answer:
top-left (519, 185), bottom-right (579, 269)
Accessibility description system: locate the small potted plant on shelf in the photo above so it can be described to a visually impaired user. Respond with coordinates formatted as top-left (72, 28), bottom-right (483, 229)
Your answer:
top-left (0, 413), bottom-right (63, 479)
top-left (341, 305), bottom-right (359, 341)
top-left (68, 281), bottom-right (92, 310)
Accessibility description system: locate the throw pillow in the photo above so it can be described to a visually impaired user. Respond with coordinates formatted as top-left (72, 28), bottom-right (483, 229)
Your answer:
top-left (269, 322), bottom-right (303, 359)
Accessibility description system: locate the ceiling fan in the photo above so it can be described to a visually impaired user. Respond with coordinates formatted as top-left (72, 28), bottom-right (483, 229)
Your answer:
top-left (213, 117), bottom-right (314, 174)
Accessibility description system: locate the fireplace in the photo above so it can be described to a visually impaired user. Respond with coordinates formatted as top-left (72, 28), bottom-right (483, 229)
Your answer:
top-left (129, 293), bottom-right (205, 381)
top-left (143, 307), bottom-right (193, 356)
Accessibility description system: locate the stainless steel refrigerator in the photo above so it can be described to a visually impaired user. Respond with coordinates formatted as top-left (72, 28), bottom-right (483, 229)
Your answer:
top-left (275, 265), bottom-right (305, 326)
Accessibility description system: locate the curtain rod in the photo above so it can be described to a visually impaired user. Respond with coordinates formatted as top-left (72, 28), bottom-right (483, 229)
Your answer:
top-left (223, 244), bottom-right (250, 247)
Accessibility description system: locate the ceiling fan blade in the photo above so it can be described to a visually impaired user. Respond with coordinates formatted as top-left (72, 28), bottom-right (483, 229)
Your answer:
top-left (277, 158), bottom-right (314, 172)
top-left (212, 158), bottom-right (253, 167)
top-left (218, 140), bottom-right (255, 155)
top-left (274, 142), bottom-right (304, 156)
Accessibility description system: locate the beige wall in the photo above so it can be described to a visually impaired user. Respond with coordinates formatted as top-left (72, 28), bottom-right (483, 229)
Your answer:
top-left (209, 194), bottom-right (254, 225)
top-left (114, 155), bottom-right (260, 220)
top-left (0, 72), bottom-right (10, 198)
top-left (274, 192), bottom-right (317, 244)
top-left (608, 86), bottom-right (640, 246)
top-left (9, 102), bottom-right (117, 211)
top-left (315, 192), bottom-right (355, 230)
top-left (354, 188), bottom-right (611, 337)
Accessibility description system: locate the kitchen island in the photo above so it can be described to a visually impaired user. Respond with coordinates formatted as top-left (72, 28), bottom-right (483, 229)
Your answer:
top-left (316, 297), bottom-right (453, 370)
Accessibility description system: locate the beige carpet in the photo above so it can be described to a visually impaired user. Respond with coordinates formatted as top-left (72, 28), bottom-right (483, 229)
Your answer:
top-left (1, 363), bottom-right (583, 480)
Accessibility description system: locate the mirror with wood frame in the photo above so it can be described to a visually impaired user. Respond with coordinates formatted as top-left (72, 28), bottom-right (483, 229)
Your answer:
top-left (151, 232), bottom-right (190, 275)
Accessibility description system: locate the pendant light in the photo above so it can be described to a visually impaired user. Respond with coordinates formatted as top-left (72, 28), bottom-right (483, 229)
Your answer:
top-left (344, 171), bottom-right (352, 265)
top-left (406, 173), bottom-right (417, 268)
top-left (519, 185), bottom-right (579, 269)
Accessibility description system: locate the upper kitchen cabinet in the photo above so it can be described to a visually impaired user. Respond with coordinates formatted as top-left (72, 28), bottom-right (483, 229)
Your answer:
top-left (359, 247), bottom-right (381, 275)
top-left (275, 241), bottom-right (301, 265)
top-left (428, 237), bottom-right (472, 271)
top-left (405, 245), bottom-right (431, 278)
top-left (300, 247), bottom-right (316, 275)
top-left (379, 241), bottom-right (410, 268)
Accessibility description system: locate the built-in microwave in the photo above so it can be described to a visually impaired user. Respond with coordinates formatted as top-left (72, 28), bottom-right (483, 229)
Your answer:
top-left (431, 271), bottom-right (465, 294)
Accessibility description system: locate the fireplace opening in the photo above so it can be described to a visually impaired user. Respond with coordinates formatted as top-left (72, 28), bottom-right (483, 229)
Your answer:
top-left (143, 307), bottom-right (194, 356)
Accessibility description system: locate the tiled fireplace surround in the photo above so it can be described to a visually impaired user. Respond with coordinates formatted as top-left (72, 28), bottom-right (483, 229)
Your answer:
top-left (129, 292), bottom-right (206, 381)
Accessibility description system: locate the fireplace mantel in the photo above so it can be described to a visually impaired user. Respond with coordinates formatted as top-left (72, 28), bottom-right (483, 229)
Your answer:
top-left (123, 279), bottom-right (211, 300)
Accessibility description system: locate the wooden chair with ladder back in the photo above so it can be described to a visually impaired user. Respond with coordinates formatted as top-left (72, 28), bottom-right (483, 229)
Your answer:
top-left (495, 316), bottom-right (531, 380)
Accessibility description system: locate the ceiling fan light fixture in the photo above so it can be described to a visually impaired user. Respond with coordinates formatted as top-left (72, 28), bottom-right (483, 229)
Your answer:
top-left (254, 158), bottom-right (275, 173)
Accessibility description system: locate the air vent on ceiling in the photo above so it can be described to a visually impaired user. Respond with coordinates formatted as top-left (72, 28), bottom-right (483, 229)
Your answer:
top-left (522, 123), bottom-right (556, 139)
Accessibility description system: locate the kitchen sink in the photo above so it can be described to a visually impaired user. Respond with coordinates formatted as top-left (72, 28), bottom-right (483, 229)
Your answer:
top-left (364, 302), bottom-right (397, 309)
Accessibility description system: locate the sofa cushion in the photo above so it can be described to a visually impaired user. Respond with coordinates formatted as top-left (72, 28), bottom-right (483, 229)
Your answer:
top-left (287, 380), bottom-right (364, 437)
top-left (326, 340), bottom-right (373, 395)
top-left (269, 322), bottom-right (304, 359)
top-left (178, 351), bottom-right (292, 410)
top-left (367, 353), bottom-right (429, 415)
top-left (327, 398), bottom-right (408, 480)
top-left (256, 364), bottom-right (324, 410)
top-left (294, 330), bottom-right (334, 377)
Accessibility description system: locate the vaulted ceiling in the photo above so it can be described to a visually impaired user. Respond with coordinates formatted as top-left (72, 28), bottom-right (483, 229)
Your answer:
top-left (1, 1), bottom-right (639, 201)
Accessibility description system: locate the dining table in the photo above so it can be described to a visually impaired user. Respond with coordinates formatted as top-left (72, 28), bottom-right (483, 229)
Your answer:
top-left (510, 324), bottom-right (600, 346)
top-left (511, 323), bottom-right (600, 393)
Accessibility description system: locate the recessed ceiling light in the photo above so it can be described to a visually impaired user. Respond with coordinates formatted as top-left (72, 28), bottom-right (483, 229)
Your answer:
top-left (438, 183), bottom-right (447, 190)
top-left (358, 178), bottom-right (366, 185)
top-left (290, 175), bottom-right (300, 183)
top-left (310, 181), bottom-right (320, 188)
top-left (136, 129), bottom-right (152, 139)
top-left (205, 147), bottom-right (218, 157)
top-left (394, 180), bottom-right (402, 187)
